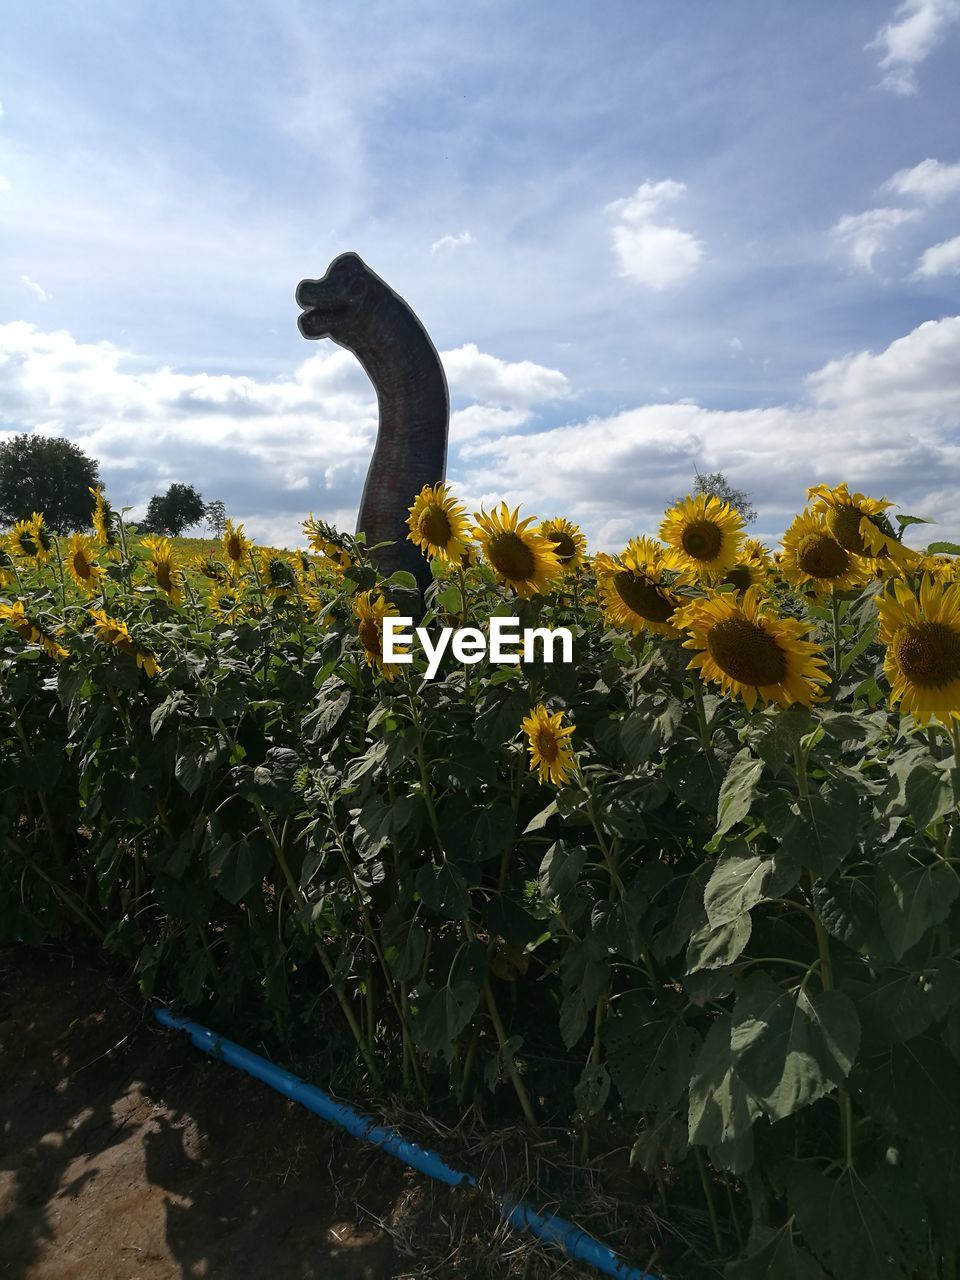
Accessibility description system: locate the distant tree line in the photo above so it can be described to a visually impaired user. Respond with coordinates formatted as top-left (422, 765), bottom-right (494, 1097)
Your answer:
top-left (0, 433), bottom-right (226, 539)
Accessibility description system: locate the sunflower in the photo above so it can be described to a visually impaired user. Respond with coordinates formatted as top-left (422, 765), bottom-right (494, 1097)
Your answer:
top-left (660, 495), bottom-right (745, 581)
top-left (472, 503), bottom-right (562, 597)
top-left (594, 537), bottom-right (681, 637)
top-left (722, 558), bottom-right (768, 595)
top-left (259, 552), bottom-right (298, 596)
top-left (88, 608), bottom-right (161, 678)
top-left (521, 704), bottom-right (578, 786)
top-left (222, 519), bottom-right (252, 572)
top-left (876, 574), bottom-right (960, 725)
top-left (353, 590), bottom-right (407, 680)
top-left (0, 600), bottom-right (69, 660)
top-left (89, 487), bottom-right (117, 549)
top-left (779, 509), bottom-right (870, 596)
top-left (141, 536), bottom-right (183, 606)
top-left (807, 482), bottom-right (915, 566)
top-left (303, 516), bottom-right (353, 574)
top-left (674, 585), bottom-right (830, 711)
top-left (918, 554), bottom-right (959, 583)
top-left (0, 543), bottom-right (14, 588)
top-left (30, 513), bottom-right (53, 565)
top-left (9, 519), bottom-right (40, 561)
top-left (193, 553), bottom-right (228, 583)
top-left (66, 533), bottom-right (104, 595)
top-left (743, 538), bottom-right (773, 567)
top-left (407, 483), bottom-right (471, 563)
top-left (538, 517), bottom-right (587, 574)
top-left (208, 585), bottom-right (247, 624)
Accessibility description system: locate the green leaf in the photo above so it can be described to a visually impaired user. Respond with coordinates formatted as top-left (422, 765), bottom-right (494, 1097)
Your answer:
top-left (903, 760), bottom-right (954, 830)
top-left (574, 1062), bottom-right (611, 1115)
top-left (559, 991), bottom-right (590, 1049)
top-left (620, 709), bottom-right (663, 765)
top-left (665, 748), bottom-right (721, 814)
top-left (523, 797), bottom-right (558, 834)
top-left (208, 838), bottom-right (272, 904)
top-left (813, 880), bottom-right (891, 963)
top-left (927, 541), bottom-right (960, 555)
top-left (731, 987), bottom-right (860, 1121)
top-left (839, 619), bottom-right (878, 675)
top-left (763, 779), bottom-right (858, 879)
top-left (443, 801), bottom-right (515, 864)
top-left (474, 686), bottom-right (529, 748)
top-left (687, 915), bottom-right (752, 973)
top-left (538, 840), bottom-right (587, 904)
top-left (415, 862), bottom-right (470, 919)
top-left (14, 738), bottom-right (63, 793)
top-left (302, 683), bottom-right (351, 745)
top-left (845, 969), bottom-right (933, 1048)
top-left (603, 997), bottom-right (701, 1112)
top-left (411, 980), bottom-right (479, 1058)
top-left (716, 749), bottom-right (764, 837)
top-left (175, 735), bottom-right (228, 795)
top-left (786, 1162), bottom-right (927, 1280)
top-left (704, 847), bottom-right (800, 927)
top-left (149, 690), bottom-right (191, 736)
top-left (877, 850), bottom-right (959, 959)
top-left (688, 1015), bottom-right (761, 1152)
top-left (895, 513), bottom-right (930, 530)
top-left (744, 704), bottom-right (812, 776)
top-left (726, 1222), bottom-right (827, 1280)
top-left (381, 918), bottom-right (427, 982)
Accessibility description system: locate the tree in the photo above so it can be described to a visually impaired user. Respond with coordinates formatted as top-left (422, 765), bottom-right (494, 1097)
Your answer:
top-left (204, 499), bottom-right (227, 539)
top-left (0, 433), bottom-right (101, 534)
top-left (141, 483), bottom-right (206, 537)
top-left (682, 469), bottom-right (758, 525)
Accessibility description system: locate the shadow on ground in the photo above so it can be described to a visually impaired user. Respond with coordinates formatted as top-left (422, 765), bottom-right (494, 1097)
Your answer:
top-left (0, 947), bottom-right (426, 1279)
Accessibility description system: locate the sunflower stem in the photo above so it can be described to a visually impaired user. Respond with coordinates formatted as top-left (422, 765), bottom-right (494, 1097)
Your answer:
top-left (691, 672), bottom-right (714, 758)
top-left (830, 590), bottom-right (842, 689)
top-left (795, 740), bottom-right (854, 1169)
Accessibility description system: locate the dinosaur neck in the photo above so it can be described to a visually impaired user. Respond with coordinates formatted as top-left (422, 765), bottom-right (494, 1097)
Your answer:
top-left (344, 301), bottom-right (449, 587)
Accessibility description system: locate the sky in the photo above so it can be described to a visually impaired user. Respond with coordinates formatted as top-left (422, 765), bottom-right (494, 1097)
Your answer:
top-left (2, 0), bottom-right (960, 552)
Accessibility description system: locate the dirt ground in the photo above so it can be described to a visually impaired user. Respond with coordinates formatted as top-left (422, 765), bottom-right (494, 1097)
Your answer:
top-left (1, 947), bottom-right (602, 1280)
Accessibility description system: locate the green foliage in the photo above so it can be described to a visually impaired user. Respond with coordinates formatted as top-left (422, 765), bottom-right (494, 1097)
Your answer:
top-left (0, 432), bottom-right (100, 533)
top-left (4, 512), bottom-right (960, 1277)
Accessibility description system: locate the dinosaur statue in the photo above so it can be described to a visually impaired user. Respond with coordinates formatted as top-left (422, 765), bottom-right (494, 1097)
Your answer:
top-left (296, 253), bottom-right (449, 600)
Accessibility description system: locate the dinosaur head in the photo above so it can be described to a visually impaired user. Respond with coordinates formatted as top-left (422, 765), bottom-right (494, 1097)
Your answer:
top-left (296, 252), bottom-right (374, 340)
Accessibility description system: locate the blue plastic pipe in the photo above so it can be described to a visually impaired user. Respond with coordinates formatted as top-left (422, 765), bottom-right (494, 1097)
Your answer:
top-left (154, 1008), bottom-right (658, 1280)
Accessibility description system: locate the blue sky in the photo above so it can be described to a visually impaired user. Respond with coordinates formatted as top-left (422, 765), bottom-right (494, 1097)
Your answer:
top-left (2, 0), bottom-right (960, 550)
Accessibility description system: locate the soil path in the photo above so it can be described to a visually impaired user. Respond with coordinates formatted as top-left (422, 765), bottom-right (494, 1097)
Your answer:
top-left (0, 948), bottom-right (460, 1280)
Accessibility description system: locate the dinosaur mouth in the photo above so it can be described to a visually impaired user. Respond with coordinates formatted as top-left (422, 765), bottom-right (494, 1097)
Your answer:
top-left (298, 304), bottom-right (350, 339)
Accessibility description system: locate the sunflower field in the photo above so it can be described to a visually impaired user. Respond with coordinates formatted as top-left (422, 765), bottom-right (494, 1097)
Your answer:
top-left (4, 480), bottom-right (960, 1278)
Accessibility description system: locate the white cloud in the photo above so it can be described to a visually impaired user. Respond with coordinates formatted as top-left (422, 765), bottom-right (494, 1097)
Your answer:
top-left (430, 230), bottom-right (475, 254)
top-left (807, 315), bottom-right (960, 421)
top-left (4, 317), bottom-right (960, 553)
top-left (451, 404), bottom-right (531, 444)
top-left (20, 275), bottom-right (49, 302)
top-left (0, 323), bottom-right (570, 548)
top-left (606, 180), bottom-right (704, 290)
top-left (915, 234), bottom-right (960, 277)
top-left (441, 343), bottom-right (570, 408)
top-left (0, 176), bottom-right (10, 192)
top-left (869, 0), bottom-right (960, 95)
top-left (728, 337), bottom-right (744, 353)
top-left (457, 315), bottom-right (960, 548)
top-left (832, 207), bottom-right (920, 271)
top-left (884, 157), bottom-right (960, 202)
